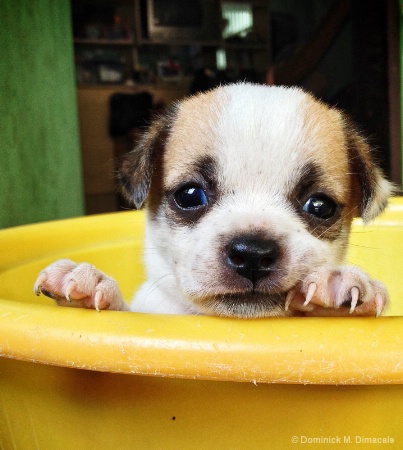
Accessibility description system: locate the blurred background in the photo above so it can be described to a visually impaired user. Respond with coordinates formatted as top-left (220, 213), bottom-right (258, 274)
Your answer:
top-left (1, 0), bottom-right (401, 227)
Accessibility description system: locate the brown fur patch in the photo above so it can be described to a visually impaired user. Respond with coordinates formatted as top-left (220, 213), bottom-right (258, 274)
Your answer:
top-left (289, 162), bottom-right (344, 241)
top-left (164, 155), bottom-right (219, 227)
top-left (161, 89), bottom-right (228, 188)
top-left (342, 117), bottom-right (387, 221)
top-left (302, 96), bottom-right (390, 222)
top-left (118, 107), bottom-right (177, 210)
top-left (301, 96), bottom-right (350, 199)
top-left (297, 97), bottom-right (356, 242)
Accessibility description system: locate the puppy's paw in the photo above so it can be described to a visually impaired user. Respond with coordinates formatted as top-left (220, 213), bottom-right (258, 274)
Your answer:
top-left (34, 259), bottom-right (128, 311)
top-left (285, 266), bottom-right (388, 317)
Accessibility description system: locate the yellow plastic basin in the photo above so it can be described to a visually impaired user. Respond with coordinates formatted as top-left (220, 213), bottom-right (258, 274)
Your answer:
top-left (1, 198), bottom-right (403, 449)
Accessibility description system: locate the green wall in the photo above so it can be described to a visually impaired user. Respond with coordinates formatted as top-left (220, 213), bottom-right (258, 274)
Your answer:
top-left (0, 1), bottom-right (84, 228)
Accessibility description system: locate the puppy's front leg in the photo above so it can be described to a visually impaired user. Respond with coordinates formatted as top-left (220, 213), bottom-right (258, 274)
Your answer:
top-left (286, 266), bottom-right (388, 317)
top-left (34, 259), bottom-right (130, 311)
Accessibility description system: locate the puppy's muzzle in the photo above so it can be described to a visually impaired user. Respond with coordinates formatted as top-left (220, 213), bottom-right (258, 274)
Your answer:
top-left (226, 235), bottom-right (279, 285)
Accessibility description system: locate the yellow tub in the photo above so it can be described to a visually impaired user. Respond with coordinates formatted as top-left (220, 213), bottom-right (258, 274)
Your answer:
top-left (1, 198), bottom-right (403, 449)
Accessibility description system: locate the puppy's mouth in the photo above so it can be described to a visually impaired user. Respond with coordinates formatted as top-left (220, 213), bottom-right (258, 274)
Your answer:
top-left (196, 291), bottom-right (289, 318)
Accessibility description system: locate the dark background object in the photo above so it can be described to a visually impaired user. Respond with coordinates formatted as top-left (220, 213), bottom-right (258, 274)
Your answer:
top-left (109, 92), bottom-right (153, 137)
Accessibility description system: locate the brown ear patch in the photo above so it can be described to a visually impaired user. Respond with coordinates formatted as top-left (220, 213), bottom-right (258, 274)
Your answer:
top-left (118, 109), bottom-right (176, 209)
top-left (343, 118), bottom-right (393, 222)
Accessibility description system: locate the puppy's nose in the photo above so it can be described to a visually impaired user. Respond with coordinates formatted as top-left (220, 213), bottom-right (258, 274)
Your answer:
top-left (226, 236), bottom-right (279, 284)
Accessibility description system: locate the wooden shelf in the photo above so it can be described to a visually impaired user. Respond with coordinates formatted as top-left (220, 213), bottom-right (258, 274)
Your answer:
top-left (137, 39), bottom-right (223, 47)
top-left (73, 0), bottom-right (271, 215)
top-left (73, 38), bottom-right (134, 46)
top-left (137, 38), bottom-right (269, 50)
top-left (224, 42), bottom-right (270, 50)
top-left (77, 81), bottom-right (191, 91)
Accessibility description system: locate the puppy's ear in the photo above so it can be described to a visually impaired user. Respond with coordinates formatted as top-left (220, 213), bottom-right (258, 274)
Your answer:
top-left (345, 123), bottom-right (395, 223)
top-left (118, 114), bottom-right (171, 209)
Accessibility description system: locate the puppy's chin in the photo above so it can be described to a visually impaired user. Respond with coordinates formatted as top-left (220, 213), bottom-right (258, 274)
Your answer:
top-left (193, 292), bottom-right (290, 319)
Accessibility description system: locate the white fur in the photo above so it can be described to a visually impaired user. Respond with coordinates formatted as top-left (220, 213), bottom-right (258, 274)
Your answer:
top-left (35, 84), bottom-right (392, 318)
top-left (131, 85), bottom-right (353, 316)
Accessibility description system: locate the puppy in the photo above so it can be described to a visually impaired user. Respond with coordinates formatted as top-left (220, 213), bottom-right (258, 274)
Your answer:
top-left (35, 83), bottom-right (394, 318)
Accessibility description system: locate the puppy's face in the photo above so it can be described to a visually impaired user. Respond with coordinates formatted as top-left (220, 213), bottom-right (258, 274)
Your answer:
top-left (120, 84), bottom-right (392, 318)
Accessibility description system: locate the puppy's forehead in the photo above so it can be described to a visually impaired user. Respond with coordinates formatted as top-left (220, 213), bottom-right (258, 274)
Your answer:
top-left (164, 84), bottom-right (349, 193)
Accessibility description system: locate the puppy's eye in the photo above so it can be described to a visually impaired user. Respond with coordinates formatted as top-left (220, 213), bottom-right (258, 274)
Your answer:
top-left (174, 186), bottom-right (208, 210)
top-left (303, 195), bottom-right (337, 219)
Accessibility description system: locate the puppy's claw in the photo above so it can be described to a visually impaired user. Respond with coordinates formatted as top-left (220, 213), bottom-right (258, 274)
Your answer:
top-left (349, 286), bottom-right (360, 314)
top-left (94, 291), bottom-right (101, 312)
top-left (299, 267), bottom-right (389, 317)
top-left (94, 290), bottom-right (107, 312)
top-left (284, 291), bottom-right (293, 311)
top-left (36, 286), bottom-right (65, 302)
top-left (375, 293), bottom-right (384, 317)
top-left (65, 280), bottom-right (76, 302)
top-left (304, 282), bottom-right (317, 306)
top-left (38, 287), bottom-right (55, 299)
top-left (34, 260), bottom-right (127, 311)
top-left (34, 274), bottom-right (46, 296)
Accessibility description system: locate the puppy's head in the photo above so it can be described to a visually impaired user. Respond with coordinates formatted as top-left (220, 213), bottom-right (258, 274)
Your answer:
top-left (119, 83), bottom-right (393, 318)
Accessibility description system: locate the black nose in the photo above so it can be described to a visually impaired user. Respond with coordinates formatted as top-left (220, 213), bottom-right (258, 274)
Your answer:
top-left (226, 236), bottom-right (280, 284)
